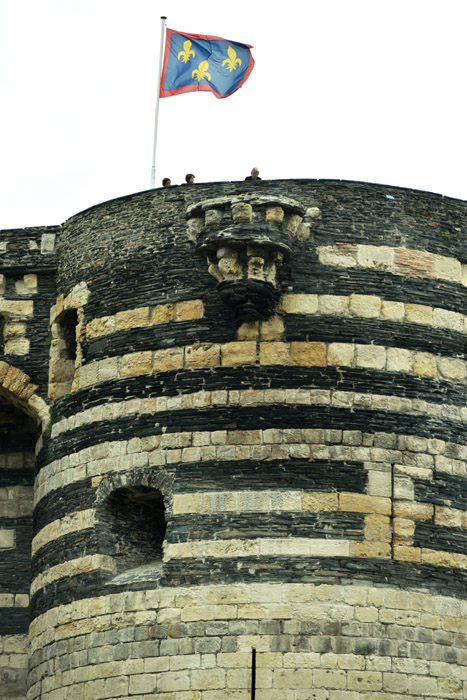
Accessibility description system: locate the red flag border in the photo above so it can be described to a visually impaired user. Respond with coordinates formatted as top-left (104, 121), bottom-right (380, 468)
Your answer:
top-left (160, 28), bottom-right (255, 99)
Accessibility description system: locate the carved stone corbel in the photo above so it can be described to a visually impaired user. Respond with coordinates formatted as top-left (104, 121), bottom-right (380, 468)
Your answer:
top-left (186, 194), bottom-right (320, 321)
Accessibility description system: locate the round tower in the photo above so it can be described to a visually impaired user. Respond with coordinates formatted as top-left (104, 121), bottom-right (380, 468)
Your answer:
top-left (29, 180), bottom-right (466, 699)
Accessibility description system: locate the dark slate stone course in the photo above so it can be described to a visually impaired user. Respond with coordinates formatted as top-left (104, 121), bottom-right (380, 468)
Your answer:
top-left (31, 512), bottom-right (365, 579)
top-left (0, 607), bottom-right (30, 634)
top-left (33, 460), bottom-right (367, 529)
top-left (285, 316), bottom-right (466, 359)
top-left (414, 522), bottom-right (467, 555)
top-left (29, 555), bottom-right (467, 621)
top-left (31, 528), bottom-right (100, 580)
top-left (37, 405), bottom-right (467, 470)
top-left (289, 266), bottom-right (466, 316)
top-left (33, 479), bottom-right (92, 532)
top-left (0, 468), bottom-right (34, 487)
top-left (415, 474), bottom-right (467, 511)
top-left (82, 314), bottom-right (466, 364)
top-left (49, 367), bottom-right (467, 422)
top-left (166, 511), bottom-right (365, 543)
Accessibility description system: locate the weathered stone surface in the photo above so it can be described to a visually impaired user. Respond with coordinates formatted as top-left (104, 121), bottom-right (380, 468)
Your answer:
top-left (1, 179), bottom-right (465, 700)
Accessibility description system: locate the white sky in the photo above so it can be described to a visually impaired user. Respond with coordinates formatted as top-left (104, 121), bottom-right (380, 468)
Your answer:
top-left (1, 0), bottom-right (465, 230)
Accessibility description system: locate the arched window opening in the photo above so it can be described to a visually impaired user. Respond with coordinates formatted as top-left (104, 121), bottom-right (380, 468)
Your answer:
top-left (105, 486), bottom-right (166, 575)
top-left (0, 390), bottom-right (37, 699)
top-left (49, 308), bottom-right (78, 398)
top-left (60, 308), bottom-right (78, 362)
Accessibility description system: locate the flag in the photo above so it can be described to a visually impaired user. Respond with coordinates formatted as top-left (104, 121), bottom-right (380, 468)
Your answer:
top-left (160, 29), bottom-right (255, 99)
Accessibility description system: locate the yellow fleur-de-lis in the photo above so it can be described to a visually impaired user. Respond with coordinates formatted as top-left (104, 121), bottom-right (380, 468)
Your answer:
top-left (192, 60), bottom-right (211, 82)
top-left (177, 40), bottom-right (195, 64)
top-left (222, 46), bottom-right (242, 72)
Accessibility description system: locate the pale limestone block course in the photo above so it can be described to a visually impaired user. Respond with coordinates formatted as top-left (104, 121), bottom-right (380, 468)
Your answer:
top-left (260, 315), bottom-right (285, 341)
top-left (317, 245), bottom-right (357, 268)
top-left (438, 678), bottom-right (464, 697)
top-left (438, 356), bottom-right (466, 381)
top-left (405, 303), bottom-right (433, 325)
top-left (217, 653), bottom-right (251, 668)
top-left (327, 343), bottom-right (354, 367)
top-left (4, 338), bottom-right (30, 355)
top-left (413, 351), bottom-right (437, 377)
top-left (350, 541), bottom-right (391, 559)
top-left (176, 299), bottom-right (204, 321)
top-left (291, 342), bottom-right (326, 367)
top-left (265, 206), bottom-right (284, 225)
top-left (0, 274), bottom-right (5, 294)
top-left (231, 202), bottom-right (252, 223)
top-left (348, 671), bottom-right (383, 691)
top-left (393, 517), bottom-right (415, 545)
top-left (435, 506), bottom-right (463, 528)
top-left (349, 294), bottom-right (381, 318)
top-left (355, 344), bottom-right (386, 370)
top-left (0, 299), bottom-right (34, 317)
top-left (85, 315), bottom-right (116, 338)
top-left (287, 213), bottom-right (302, 233)
top-left (186, 216), bottom-right (203, 241)
top-left (15, 273), bottom-right (38, 295)
top-left (407, 674), bottom-right (438, 696)
top-left (433, 307), bottom-right (464, 331)
top-left (364, 514), bottom-right (391, 542)
top-left (393, 500), bottom-right (433, 521)
top-left (433, 254), bottom-right (462, 282)
top-left (273, 669), bottom-right (314, 689)
top-left (205, 208), bottom-right (224, 228)
top-left (280, 294), bottom-right (318, 315)
top-left (237, 320), bottom-right (260, 340)
top-left (0, 529), bottom-right (15, 548)
top-left (153, 347), bottom-right (184, 372)
top-left (386, 347), bottom-right (413, 373)
top-left (381, 299), bottom-right (405, 321)
top-left (185, 343), bottom-right (220, 369)
top-left (40, 232), bottom-right (56, 253)
top-left (340, 494), bottom-right (391, 515)
top-left (313, 668), bottom-right (347, 689)
top-left (221, 341), bottom-right (257, 366)
top-left (152, 303), bottom-right (175, 324)
top-left (331, 391), bottom-right (354, 408)
top-left (270, 491), bottom-right (302, 511)
top-left (309, 540), bottom-right (350, 557)
top-left (120, 351), bottom-right (152, 377)
top-left (356, 244), bottom-right (394, 270)
top-left (64, 281), bottom-right (89, 309)
top-left (259, 342), bottom-right (291, 366)
top-left (367, 471), bottom-right (392, 497)
top-left (318, 294), bottom-right (349, 315)
top-left (115, 306), bottom-right (149, 330)
top-left (98, 357), bottom-right (120, 382)
top-left (296, 222), bottom-right (310, 241)
top-left (77, 361), bottom-right (98, 389)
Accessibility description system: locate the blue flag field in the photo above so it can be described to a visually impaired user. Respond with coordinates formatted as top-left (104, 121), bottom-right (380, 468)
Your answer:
top-left (160, 29), bottom-right (255, 99)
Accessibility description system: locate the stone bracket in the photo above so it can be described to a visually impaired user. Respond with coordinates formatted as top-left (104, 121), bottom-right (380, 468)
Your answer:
top-left (186, 194), bottom-right (321, 321)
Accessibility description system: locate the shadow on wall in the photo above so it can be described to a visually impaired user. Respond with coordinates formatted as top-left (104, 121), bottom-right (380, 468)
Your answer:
top-left (101, 486), bottom-right (166, 577)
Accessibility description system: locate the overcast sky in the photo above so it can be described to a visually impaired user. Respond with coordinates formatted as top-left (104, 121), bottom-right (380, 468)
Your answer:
top-left (1, 0), bottom-right (465, 231)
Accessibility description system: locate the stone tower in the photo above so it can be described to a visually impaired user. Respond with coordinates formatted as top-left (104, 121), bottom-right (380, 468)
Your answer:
top-left (0, 179), bottom-right (466, 699)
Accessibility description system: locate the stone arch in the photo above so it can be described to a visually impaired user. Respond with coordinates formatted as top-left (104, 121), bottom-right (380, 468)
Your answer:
top-left (0, 362), bottom-right (46, 699)
top-left (0, 361), bottom-right (49, 430)
top-left (95, 470), bottom-right (173, 581)
top-left (48, 281), bottom-right (89, 400)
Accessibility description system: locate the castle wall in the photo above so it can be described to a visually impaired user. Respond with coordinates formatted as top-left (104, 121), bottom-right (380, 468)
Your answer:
top-left (0, 226), bottom-right (57, 698)
top-left (1, 180), bottom-right (466, 699)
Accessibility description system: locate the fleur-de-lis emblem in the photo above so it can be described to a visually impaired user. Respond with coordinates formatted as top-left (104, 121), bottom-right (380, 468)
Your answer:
top-left (177, 40), bottom-right (195, 64)
top-left (192, 60), bottom-right (211, 82)
top-left (222, 46), bottom-right (242, 72)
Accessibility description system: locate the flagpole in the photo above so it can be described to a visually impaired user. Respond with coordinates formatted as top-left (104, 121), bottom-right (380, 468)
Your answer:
top-left (150, 16), bottom-right (167, 189)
